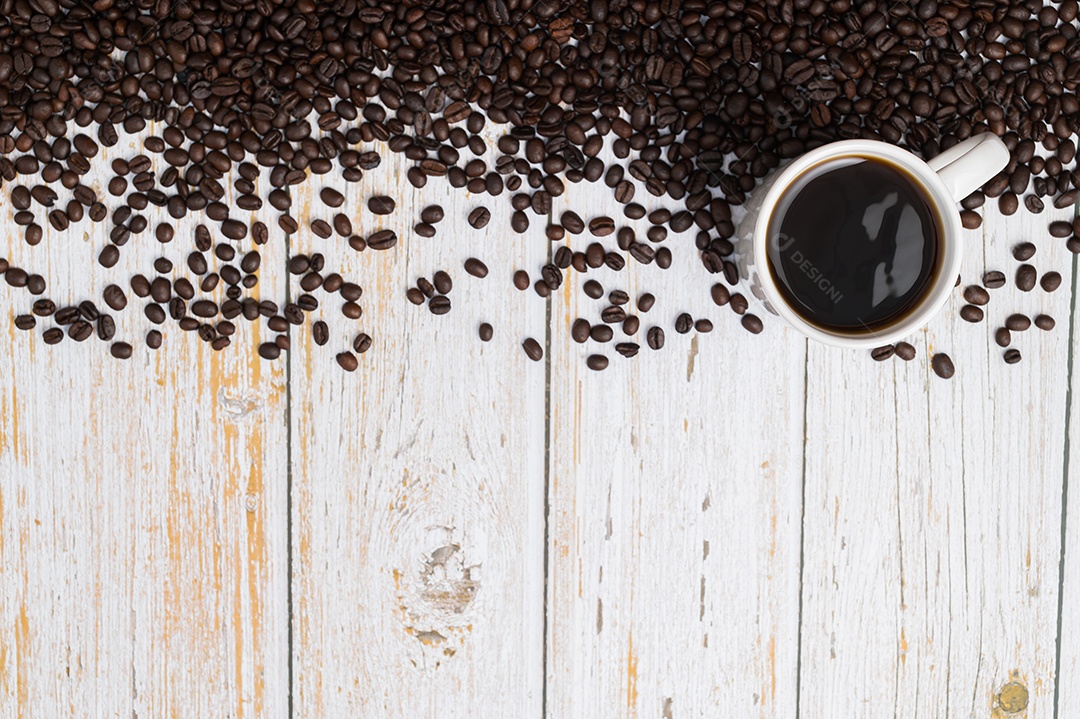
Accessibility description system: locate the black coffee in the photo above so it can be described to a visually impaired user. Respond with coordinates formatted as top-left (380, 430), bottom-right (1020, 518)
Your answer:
top-left (766, 156), bottom-right (942, 333)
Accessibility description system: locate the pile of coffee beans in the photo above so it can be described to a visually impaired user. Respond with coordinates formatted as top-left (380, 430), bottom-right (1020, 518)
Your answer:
top-left (1, 0), bottom-right (1079, 374)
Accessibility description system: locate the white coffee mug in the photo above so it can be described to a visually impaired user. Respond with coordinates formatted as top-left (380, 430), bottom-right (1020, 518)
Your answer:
top-left (736, 133), bottom-right (1010, 348)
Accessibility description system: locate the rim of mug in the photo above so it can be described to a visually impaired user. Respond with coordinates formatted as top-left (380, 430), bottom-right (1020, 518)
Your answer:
top-left (752, 139), bottom-right (964, 349)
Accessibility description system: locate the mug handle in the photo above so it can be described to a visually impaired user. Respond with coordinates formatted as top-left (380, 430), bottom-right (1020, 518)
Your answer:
top-left (925, 133), bottom-right (1011, 202)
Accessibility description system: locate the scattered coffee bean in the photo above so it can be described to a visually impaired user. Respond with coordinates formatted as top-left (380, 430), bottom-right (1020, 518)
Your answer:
top-left (313, 321), bottom-right (329, 346)
top-left (1016, 265), bottom-right (1037, 292)
top-left (110, 342), bottom-right (132, 360)
top-left (959, 305), bottom-right (984, 323)
top-left (468, 207), bottom-right (491, 229)
top-left (995, 327), bottom-right (1011, 347)
top-left (586, 355), bottom-right (608, 371)
top-left (675, 313), bottom-right (693, 334)
top-left (478, 323), bottom-right (493, 342)
top-left (931, 353), bottom-right (955, 379)
top-left (637, 293), bottom-right (655, 313)
top-left (894, 342), bottom-right (916, 361)
top-left (336, 352), bottom-right (358, 371)
top-left (522, 338), bottom-right (543, 362)
top-left (646, 326), bottom-right (664, 350)
top-left (1003, 349), bottom-right (1022, 365)
top-left (1013, 242), bottom-right (1036, 261)
top-left (464, 258), bottom-right (489, 278)
top-left (1041, 271), bottom-right (1063, 292)
top-left (320, 188), bottom-right (345, 208)
top-left (982, 271), bottom-right (1006, 289)
top-left (871, 345), bottom-right (895, 361)
top-left (1035, 314), bottom-right (1056, 331)
top-left (1005, 314), bottom-right (1031, 331)
top-left (353, 333), bottom-right (372, 353)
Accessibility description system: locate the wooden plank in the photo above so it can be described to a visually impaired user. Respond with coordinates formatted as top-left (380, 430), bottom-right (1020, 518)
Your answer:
top-left (1053, 216), bottom-right (1079, 719)
top-left (544, 177), bottom-right (807, 717)
top-left (287, 146), bottom-right (547, 717)
top-left (0, 127), bottom-right (290, 716)
top-left (799, 203), bottom-right (1073, 718)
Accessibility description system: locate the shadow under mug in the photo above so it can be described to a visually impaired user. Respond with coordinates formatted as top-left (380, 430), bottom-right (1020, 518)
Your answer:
top-left (735, 133), bottom-right (1011, 348)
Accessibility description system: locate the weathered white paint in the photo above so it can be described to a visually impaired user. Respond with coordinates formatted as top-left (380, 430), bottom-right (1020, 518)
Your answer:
top-left (286, 147), bottom-right (547, 717)
top-left (1, 126), bottom-right (1079, 719)
top-left (0, 126), bottom-right (291, 717)
top-left (800, 204), bottom-right (1074, 718)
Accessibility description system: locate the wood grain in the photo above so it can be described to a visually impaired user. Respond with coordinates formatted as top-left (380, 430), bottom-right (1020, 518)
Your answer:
top-left (0, 128), bottom-right (291, 717)
top-left (799, 204), bottom-right (1074, 718)
top-left (287, 145), bottom-right (547, 717)
top-left (544, 177), bottom-right (806, 718)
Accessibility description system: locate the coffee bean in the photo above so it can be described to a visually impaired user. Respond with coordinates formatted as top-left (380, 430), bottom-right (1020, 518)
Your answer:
top-left (586, 355), bottom-right (608, 371)
top-left (1050, 221), bottom-right (1073, 238)
top-left (522, 337), bottom-right (543, 361)
top-left (368, 196), bottom-right (395, 214)
top-left (1005, 314), bottom-right (1031, 331)
top-left (1041, 271), bottom-right (1062, 292)
top-left (995, 327), bottom-right (1011, 347)
top-left (894, 342), bottom-right (916, 361)
top-left (741, 314), bottom-right (764, 334)
top-left (513, 270), bottom-right (529, 290)
top-left (109, 342), bottom-right (132, 360)
top-left (601, 306), bottom-right (626, 324)
top-left (571, 319), bottom-right (591, 343)
top-left (871, 345), bottom-right (895, 361)
top-left (588, 217), bottom-right (615, 236)
top-left (561, 211), bottom-right (585, 234)
top-left (468, 207), bottom-right (491, 229)
top-left (1035, 314), bottom-right (1056, 331)
top-left (353, 333), bottom-right (373, 353)
top-left (960, 211), bottom-right (982, 230)
top-left (675, 313), bottom-right (693, 334)
top-left (1003, 349), bottom-right (1022, 364)
top-left (42, 328), bottom-right (64, 345)
top-left (14, 315), bottom-right (35, 330)
top-left (963, 286), bottom-right (990, 305)
top-left (590, 325), bottom-right (614, 343)
top-left (999, 192), bottom-right (1019, 215)
top-left (478, 323), bottom-right (493, 342)
top-left (428, 296), bottom-right (451, 315)
top-left (541, 265), bottom-right (563, 290)
top-left (959, 305), bottom-right (984, 323)
top-left (320, 188), bottom-right (345, 208)
top-left (310, 220), bottom-right (332, 239)
top-left (68, 320), bottom-right (93, 342)
top-left (417, 277), bottom-right (435, 298)
top-left (421, 205), bottom-right (444, 224)
top-left (615, 342), bottom-right (639, 358)
top-left (1013, 242), bottom-right (1036, 261)
top-left (1016, 264), bottom-right (1037, 291)
top-left (638, 293), bottom-right (655, 313)
top-left (982, 271), bottom-right (1006, 289)
top-left (646, 326), bottom-right (664, 350)
top-left (32, 300), bottom-right (54, 316)
top-left (406, 288), bottom-right (424, 305)
top-left (367, 230), bottom-right (397, 250)
top-left (931, 353), bottom-right (955, 379)
top-left (313, 321), bottom-right (329, 346)
top-left (464, 258), bottom-right (488, 278)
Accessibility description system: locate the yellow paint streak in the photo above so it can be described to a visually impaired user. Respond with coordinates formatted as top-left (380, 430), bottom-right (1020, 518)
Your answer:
top-left (899, 628), bottom-right (908, 665)
top-left (769, 634), bottom-right (776, 702)
top-left (15, 602), bottom-right (29, 716)
top-left (626, 632), bottom-right (638, 715)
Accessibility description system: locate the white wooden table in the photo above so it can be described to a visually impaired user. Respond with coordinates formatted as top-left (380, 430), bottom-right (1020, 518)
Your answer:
top-left (1, 125), bottom-right (1078, 718)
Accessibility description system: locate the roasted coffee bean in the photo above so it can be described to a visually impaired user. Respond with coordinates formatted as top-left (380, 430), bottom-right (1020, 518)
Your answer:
top-left (336, 352), bottom-right (358, 371)
top-left (982, 271), bottom-right (1006, 289)
top-left (367, 230), bottom-right (397, 250)
top-left (615, 343), bottom-right (639, 358)
top-left (586, 355), bottom-right (608, 371)
top-left (146, 331), bottom-right (162, 350)
top-left (1035, 314), bottom-right (1056, 331)
top-left (478, 323), bottom-right (493, 342)
top-left (259, 342), bottom-right (281, 360)
top-left (571, 319), bottom-right (591, 343)
top-left (353, 333), bottom-right (373, 353)
top-left (310, 220), bottom-right (333, 239)
top-left (468, 207), bottom-right (491, 229)
top-left (312, 321), bottom-right (329, 346)
top-left (428, 296), bottom-right (451, 315)
top-left (960, 305), bottom-right (984, 323)
top-left (741, 314), bottom-right (764, 334)
top-left (1013, 242), bottom-right (1036, 261)
top-left (1006, 314), bottom-right (1031, 331)
top-left (513, 270), bottom-right (529, 291)
top-left (541, 265), bottom-right (563, 290)
top-left (931, 353), bottom-right (955, 379)
top-left (963, 286), bottom-right (990, 305)
top-left (675, 313), bottom-right (693, 334)
top-left (433, 271), bottom-right (453, 294)
top-left (68, 320), bottom-right (94, 342)
top-left (871, 345), bottom-right (895, 361)
top-left (590, 325), bottom-right (614, 343)
top-left (1041, 271), bottom-right (1063, 292)
top-left (32, 300), bottom-right (55, 317)
top-left (1051, 221), bottom-right (1074, 238)
top-left (999, 192), bottom-right (1019, 215)
top-left (894, 342), bottom-right (916, 361)
top-left (960, 211), bottom-right (982, 230)
top-left (601, 306), bottom-right (626, 324)
top-left (1003, 349), bottom-right (1022, 364)
top-left (14, 314), bottom-right (36, 330)
top-left (417, 277), bottom-right (435, 299)
top-left (646, 326), bottom-right (664, 350)
top-left (109, 342), bottom-right (132, 360)
top-left (320, 188), bottom-right (345, 208)
top-left (637, 293), bottom-right (655, 313)
top-left (464, 258), bottom-right (488, 278)
top-left (588, 217), bottom-right (615, 236)
top-left (995, 327), bottom-right (1011, 347)
top-left (522, 338), bottom-right (543, 361)
top-left (421, 205), bottom-right (444, 224)
top-left (42, 328), bottom-right (64, 345)
top-left (368, 196), bottom-right (396, 214)
top-left (1016, 265), bottom-right (1037, 292)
